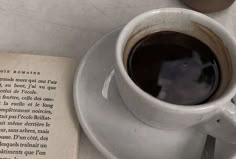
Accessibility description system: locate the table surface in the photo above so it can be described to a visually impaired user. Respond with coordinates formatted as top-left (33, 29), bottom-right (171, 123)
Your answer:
top-left (1, 0), bottom-right (236, 158)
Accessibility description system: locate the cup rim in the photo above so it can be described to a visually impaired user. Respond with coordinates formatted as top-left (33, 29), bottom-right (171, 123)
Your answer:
top-left (116, 8), bottom-right (236, 112)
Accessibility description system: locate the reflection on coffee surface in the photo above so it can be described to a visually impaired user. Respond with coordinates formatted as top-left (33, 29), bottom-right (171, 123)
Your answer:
top-left (127, 31), bottom-right (221, 105)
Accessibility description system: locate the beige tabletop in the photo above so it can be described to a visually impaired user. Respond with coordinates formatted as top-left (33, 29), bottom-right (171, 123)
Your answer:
top-left (1, 0), bottom-right (236, 158)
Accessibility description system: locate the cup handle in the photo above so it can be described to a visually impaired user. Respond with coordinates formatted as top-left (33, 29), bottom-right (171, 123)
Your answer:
top-left (203, 101), bottom-right (236, 144)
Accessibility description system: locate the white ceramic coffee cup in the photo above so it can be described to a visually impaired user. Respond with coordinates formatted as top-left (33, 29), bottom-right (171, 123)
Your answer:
top-left (115, 8), bottom-right (236, 144)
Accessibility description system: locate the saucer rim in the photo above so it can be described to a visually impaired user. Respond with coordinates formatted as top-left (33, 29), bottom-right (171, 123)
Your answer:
top-left (73, 28), bottom-right (121, 159)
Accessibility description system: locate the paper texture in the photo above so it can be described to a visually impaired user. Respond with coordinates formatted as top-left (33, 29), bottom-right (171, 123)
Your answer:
top-left (0, 53), bottom-right (79, 159)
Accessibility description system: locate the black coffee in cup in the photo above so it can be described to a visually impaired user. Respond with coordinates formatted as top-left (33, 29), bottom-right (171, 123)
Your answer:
top-left (127, 31), bottom-right (221, 105)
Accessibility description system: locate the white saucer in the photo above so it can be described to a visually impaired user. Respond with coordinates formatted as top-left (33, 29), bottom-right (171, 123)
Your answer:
top-left (74, 29), bottom-right (236, 159)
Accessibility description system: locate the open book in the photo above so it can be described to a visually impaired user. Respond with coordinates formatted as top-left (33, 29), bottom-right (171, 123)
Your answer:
top-left (0, 53), bottom-right (80, 159)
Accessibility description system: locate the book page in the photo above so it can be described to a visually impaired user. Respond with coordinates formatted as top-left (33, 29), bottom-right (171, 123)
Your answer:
top-left (0, 53), bottom-right (79, 159)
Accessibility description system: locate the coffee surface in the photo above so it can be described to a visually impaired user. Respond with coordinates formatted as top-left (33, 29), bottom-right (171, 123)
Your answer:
top-left (127, 31), bottom-right (220, 105)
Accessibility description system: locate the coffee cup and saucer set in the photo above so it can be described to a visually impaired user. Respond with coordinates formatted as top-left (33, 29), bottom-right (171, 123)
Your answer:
top-left (73, 8), bottom-right (236, 159)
